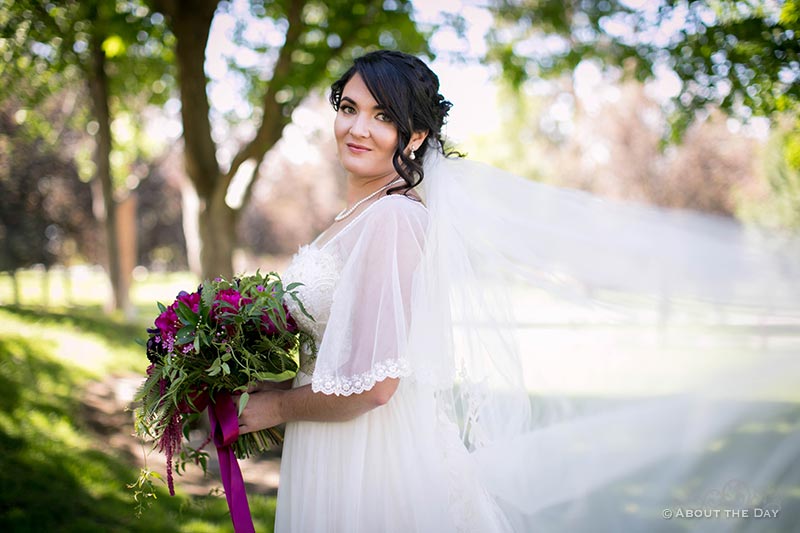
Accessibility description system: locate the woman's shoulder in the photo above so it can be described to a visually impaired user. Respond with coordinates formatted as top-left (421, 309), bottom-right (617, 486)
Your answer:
top-left (315, 194), bottom-right (427, 250)
top-left (339, 195), bottom-right (427, 258)
top-left (335, 194), bottom-right (427, 247)
top-left (368, 193), bottom-right (427, 217)
top-left (359, 193), bottom-right (429, 230)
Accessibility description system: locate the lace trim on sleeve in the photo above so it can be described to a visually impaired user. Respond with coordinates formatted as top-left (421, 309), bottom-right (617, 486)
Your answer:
top-left (311, 358), bottom-right (412, 396)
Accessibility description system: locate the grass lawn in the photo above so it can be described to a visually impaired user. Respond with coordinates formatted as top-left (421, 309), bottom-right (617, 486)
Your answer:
top-left (0, 269), bottom-right (278, 532)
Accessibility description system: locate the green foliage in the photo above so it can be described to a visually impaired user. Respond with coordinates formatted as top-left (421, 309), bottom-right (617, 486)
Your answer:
top-left (224, 0), bottom-right (431, 117)
top-left (0, 108), bottom-right (98, 272)
top-left (0, 0), bottom-right (174, 107)
top-left (127, 467), bottom-right (164, 518)
top-left (0, 0), bottom-right (176, 189)
top-left (459, 84), bottom-right (550, 182)
top-left (736, 120), bottom-right (800, 229)
top-left (0, 307), bottom-right (277, 532)
top-left (486, 0), bottom-right (800, 136)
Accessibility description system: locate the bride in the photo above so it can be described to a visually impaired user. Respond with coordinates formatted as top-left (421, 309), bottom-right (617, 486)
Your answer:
top-left (239, 50), bottom-right (800, 532)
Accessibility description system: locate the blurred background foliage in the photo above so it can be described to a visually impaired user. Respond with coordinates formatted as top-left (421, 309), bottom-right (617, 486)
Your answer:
top-left (2, 0), bottom-right (799, 312)
top-left (1, 0), bottom-right (797, 314)
top-left (481, 0), bottom-right (800, 226)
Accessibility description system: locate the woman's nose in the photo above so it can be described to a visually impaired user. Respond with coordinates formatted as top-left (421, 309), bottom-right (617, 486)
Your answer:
top-left (349, 114), bottom-right (370, 138)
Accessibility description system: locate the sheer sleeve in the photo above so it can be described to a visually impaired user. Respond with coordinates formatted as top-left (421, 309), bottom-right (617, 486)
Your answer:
top-left (311, 196), bottom-right (428, 396)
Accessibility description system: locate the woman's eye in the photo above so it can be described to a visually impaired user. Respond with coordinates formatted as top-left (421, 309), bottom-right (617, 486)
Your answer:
top-left (341, 105), bottom-right (356, 115)
top-left (376, 112), bottom-right (392, 123)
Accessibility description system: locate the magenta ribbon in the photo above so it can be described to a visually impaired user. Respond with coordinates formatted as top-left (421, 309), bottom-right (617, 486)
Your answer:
top-left (207, 392), bottom-right (256, 533)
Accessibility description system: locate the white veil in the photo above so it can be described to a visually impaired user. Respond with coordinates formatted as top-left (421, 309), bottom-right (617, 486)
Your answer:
top-left (409, 143), bottom-right (800, 531)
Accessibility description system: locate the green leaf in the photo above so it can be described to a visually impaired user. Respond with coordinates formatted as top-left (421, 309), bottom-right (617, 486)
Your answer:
top-left (275, 303), bottom-right (287, 324)
top-left (176, 325), bottom-right (195, 345)
top-left (157, 301), bottom-right (167, 314)
top-left (238, 391), bottom-right (250, 417)
top-left (176, 301), bottom-right (199, 326)
top-left (288, 291), bottom-right (315, 322)
top-left (207, 358), bottom-right (222, 377)
top-left (254, 368), bottom-right (298, 383)
top-left (201, 281), bottom-right (216, 313)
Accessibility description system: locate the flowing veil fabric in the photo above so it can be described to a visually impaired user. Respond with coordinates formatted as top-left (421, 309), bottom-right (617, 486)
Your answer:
top-left (410, 144), bottom-right (800, 531)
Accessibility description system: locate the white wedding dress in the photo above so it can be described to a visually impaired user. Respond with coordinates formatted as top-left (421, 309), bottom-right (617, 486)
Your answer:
top-left (276, 194), bottom-right (512, 533)
top-left (273, 150), bottom-right (800, 532)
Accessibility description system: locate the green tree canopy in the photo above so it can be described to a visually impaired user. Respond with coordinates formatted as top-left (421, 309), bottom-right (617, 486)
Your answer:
top-left (486, 0), bottom-right (799, 136)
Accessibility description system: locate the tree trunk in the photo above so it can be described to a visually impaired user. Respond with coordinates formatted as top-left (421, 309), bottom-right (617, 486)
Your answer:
top-left (163, 0), bottom-right (231, 279)
top-left (63, 266), bottom-right (74, 306)
top-left (11, 269), bottom-right (20, 306)
top-left (41, 265), bottom-right (50, 308)
top-left (180, 180), bottom-right (203, 278)
top-left (116, 192), bottom-right (138, 319)
top-left (88, 33), bottom-right (128, 313)
top-left (199, 190), bottom-right (236, 280)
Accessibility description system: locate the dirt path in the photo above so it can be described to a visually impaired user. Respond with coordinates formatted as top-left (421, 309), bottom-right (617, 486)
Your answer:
top-left (80, 374), bottom-right (282, 497)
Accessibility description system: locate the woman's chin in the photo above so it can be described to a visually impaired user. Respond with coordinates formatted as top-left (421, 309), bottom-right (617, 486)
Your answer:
top-left (340, 160), bottom-right (390, 180)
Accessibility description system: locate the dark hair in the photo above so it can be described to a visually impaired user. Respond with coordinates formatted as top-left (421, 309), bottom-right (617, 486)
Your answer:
top-left (329, 50), bottom-right (453, 196)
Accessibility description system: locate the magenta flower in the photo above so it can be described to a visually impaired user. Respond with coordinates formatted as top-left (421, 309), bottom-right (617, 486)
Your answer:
top-left (175, 290), bottom-right (201, 313)
top-left (216, 288), bottom-right (246, 309)
top-left (261, 303), bottom-right (298, 335)
top-left (211, 288), bottom-right (252, 322)
top-left (155, 306), bottom-right (181, 339)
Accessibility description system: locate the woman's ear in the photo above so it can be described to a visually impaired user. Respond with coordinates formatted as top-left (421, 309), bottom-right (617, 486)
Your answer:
top-left (408, 130), bottom-right (429, 152)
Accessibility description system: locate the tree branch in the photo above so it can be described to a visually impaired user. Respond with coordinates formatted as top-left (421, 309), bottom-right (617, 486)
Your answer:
top-left (224, 0), bottom-right (308, 190)
top-left (159, 0), bottom-right (220, 198)
top-left (229, 0), bottom-right (385, 214)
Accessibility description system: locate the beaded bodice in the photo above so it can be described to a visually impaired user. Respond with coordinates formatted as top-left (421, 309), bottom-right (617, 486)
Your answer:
top-left (282, 243), bottom-right (341, 374)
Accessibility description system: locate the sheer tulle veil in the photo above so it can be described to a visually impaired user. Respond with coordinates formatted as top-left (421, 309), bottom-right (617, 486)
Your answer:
top-left (409, 141), bottom-right (800, 531)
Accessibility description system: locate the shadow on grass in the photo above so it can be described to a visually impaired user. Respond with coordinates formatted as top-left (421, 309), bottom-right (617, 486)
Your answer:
top-left (0, 334), bottom-right (276, 533)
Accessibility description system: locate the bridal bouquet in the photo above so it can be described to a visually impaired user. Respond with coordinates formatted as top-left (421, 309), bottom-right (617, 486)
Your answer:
top-left (131, 271), bottom-right (314, 511)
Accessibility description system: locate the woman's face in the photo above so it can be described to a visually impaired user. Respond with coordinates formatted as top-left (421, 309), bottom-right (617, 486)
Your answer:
top-left (334, 73), bottom-right (399, 181)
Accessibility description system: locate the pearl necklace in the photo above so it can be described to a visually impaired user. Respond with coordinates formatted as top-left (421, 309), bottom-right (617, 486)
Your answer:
top-left (334, 178), bottom-right (403, 221)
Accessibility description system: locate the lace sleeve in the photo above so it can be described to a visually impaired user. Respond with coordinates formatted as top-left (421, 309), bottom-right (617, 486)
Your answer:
top-left (311, 196), bottom-right (428, 396)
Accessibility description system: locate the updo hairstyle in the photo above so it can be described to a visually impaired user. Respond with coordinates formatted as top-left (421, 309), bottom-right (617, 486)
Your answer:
top-left (329, 50), bottom-right (453, 195)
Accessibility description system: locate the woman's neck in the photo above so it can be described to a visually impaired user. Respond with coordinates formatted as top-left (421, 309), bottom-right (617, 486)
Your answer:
top-left (346, 173), bottom-right (401, 206)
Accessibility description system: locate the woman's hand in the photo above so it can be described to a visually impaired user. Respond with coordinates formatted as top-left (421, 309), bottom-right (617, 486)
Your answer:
top-left (238, 390), bottom-right (285, 435)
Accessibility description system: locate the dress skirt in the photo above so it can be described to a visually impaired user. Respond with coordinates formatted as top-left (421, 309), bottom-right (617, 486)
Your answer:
top-left (273, 371), bottom-right (513, 533)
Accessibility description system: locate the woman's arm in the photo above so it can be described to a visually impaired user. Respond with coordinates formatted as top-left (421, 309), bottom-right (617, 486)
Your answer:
top-left (247, 379), bottom-right (294, 392)
top-left (238, 377), bottom-right (399, 434)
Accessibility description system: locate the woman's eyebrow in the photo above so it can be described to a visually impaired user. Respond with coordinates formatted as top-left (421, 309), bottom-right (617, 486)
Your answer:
top-left (341, 95), bottom-right (384, 110)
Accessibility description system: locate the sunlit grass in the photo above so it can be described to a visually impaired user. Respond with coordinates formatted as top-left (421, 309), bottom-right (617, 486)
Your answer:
top-left (0, 267), bottom-right (199, 325)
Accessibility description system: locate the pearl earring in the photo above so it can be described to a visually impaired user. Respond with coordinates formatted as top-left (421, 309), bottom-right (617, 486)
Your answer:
top-left (410, 146), bottom-right (416, 160)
